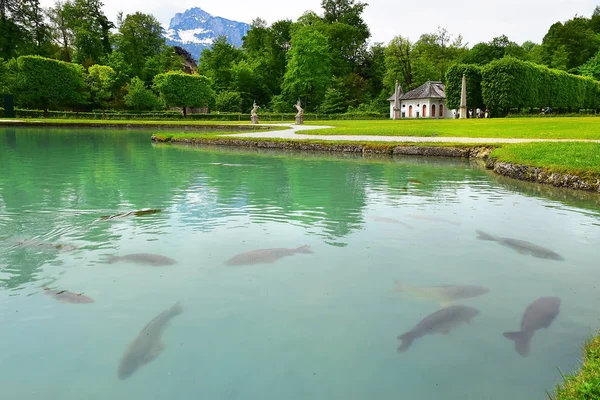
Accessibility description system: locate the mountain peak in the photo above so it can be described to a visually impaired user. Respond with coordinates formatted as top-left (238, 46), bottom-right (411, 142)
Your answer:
top-left (164, 7), bottom-right (250, 61)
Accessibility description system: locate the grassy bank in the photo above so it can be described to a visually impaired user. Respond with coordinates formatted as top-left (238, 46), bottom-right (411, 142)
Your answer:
top-left (491, 143), bottom-right (600, 178)
top-left (303, 118), bottom-right (600, 140)
top-left (554, 331), bottom-right (600, 399)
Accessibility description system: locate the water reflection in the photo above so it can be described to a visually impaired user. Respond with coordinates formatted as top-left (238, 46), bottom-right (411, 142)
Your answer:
top-left (0, 128), bottom-right (599, 400)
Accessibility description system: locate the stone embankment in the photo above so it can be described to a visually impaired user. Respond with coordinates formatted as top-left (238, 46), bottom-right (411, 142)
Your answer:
top-left (152, 135), bottom-right (600, 193)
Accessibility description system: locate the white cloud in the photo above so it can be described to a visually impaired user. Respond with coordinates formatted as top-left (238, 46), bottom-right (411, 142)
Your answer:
top-left (40, 0), bottom-right (598, 45)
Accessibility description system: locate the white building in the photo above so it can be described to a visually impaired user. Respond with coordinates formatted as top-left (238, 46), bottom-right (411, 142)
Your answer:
top-left (388, 81), bottom-right (454, 119)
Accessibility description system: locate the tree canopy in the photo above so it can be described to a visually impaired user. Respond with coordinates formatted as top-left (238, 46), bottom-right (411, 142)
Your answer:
top-left (1, 0), bottom-right (600, 115)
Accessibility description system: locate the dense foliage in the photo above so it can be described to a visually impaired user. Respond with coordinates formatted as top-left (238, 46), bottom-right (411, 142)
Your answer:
top-left (1, 0), bottom-right (600, 115)
top-left (153, 71), bottom-right (215, 115)
top-left (445, 64), bottom-right (484, 110)
top-left (481, 57), bottom-right (600, 113)
top-left (13, 55), bottom-right (88, 111)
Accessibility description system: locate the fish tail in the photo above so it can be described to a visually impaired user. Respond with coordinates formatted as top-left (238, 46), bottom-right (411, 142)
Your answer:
top-left (503, 331), bottom-right (531, 357)
top-left (296, 245), bottom-right (313, 254)
top-left (397, 333), bottom-right (413, 352)
top-left (476, 230), bottom-right (496, 241)
top-left (171, 301), bottom-right (184, 315)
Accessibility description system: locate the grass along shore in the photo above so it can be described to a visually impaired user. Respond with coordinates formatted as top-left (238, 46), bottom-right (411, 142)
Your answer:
top-left (3, 116), bottom-right (600, 187)
top-left (491, 143), bottom-right (600, 178)
top-left (302, 118), bottom-right (600, 140)
top-left (554, 330), bottom-right (600, 399)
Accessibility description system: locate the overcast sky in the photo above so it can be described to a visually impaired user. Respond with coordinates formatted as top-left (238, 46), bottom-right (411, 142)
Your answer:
top-left (41, 0), bottom-right (598, 46)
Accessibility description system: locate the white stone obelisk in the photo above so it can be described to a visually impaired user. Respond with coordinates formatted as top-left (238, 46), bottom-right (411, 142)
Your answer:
top-left (393, 80), bottom-right (400, 120)
top-left (460, 74), bottom-right (467, 119)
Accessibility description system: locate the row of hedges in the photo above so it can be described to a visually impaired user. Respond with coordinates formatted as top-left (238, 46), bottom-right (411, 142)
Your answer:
top-left (445, 64), bottom-right (485, 110)
top-left (446, 58), bottom-right (600, 115)
top-left (0, 108), bottom-right (388, 121)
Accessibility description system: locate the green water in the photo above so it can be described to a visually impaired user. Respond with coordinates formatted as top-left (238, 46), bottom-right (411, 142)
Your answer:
top-left (1, 127), bottom-right (599, 399)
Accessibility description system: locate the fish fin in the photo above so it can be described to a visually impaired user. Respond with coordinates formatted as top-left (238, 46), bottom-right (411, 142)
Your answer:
top-left (476, 230), bottom-right (495, 241)
top-left (503, 331), bottom-right (531, 357)
top-left (106, 255), bottom-right (119, 264)
top-left (296, 245), bottom-right (313, 254)
top-left (517, 248), bottom-right (529, 255)
top-left (397, 333), bottom-right (413, 352)
top-left (144, 342), bottom-right (165, 364)
top-left (171, 301), bottom-right (184, 315)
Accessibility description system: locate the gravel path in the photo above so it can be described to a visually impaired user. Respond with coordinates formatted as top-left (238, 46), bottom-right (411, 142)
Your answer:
top-left (231, 123), bottom-right (600, 144)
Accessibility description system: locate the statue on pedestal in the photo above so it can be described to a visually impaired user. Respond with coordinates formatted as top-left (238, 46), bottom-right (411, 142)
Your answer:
top-left (251, 101), bottom-right (260, 124)
top-left (294, 99), bottom-right (304, 125)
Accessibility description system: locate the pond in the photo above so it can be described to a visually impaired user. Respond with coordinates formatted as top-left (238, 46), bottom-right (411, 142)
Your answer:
top-left (0, 127), bottom-right (599, 400)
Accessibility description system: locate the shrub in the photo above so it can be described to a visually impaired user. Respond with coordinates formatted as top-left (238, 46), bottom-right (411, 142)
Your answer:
top-left (13, 55), bottom-right (88, 112)
top-left (215, 91), bottom-right (243, 113)
top-left (124, 77), bottom-right (162, 111)
top-left (153, 71), bottom-right (215, 116)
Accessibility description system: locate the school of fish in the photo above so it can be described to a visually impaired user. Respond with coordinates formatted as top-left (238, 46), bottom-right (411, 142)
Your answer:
top-left (14, 206), bottom-right (569, 382)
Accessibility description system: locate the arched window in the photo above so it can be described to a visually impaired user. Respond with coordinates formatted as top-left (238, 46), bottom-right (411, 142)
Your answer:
top-left (409, 105), bottom-right (413, 117)
top-left (439, 104), bottom-right (444, 117)
top-left (422, 104), bottom-right (427, 118)
top-left (431, 104), bottom-right (436, 118)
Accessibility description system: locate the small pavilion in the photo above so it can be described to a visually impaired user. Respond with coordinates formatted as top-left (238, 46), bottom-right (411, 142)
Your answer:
top-left (388, 81), bottom-right (454, 119)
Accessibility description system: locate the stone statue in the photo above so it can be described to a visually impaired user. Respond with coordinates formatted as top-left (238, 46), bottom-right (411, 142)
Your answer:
top-left (294, 99), bottom-right (304, 125)
top-left (251, 101), bottom-right (259, 124)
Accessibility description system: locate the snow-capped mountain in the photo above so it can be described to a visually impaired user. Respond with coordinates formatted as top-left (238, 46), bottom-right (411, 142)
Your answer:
top-left (164, 7), bottom-right (250, 61)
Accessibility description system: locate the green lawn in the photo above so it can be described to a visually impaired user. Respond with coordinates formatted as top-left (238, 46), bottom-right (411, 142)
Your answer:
top-left (554, 331), bottom-right (600, 399)
top-left (304, 118), bottom-right (600, 139)
top-left (491, 142), bottom-right (600, 177)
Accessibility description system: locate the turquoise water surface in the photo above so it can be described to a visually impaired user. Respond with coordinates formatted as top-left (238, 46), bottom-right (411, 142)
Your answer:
top-left (1, 128), bottom-right (599, 399)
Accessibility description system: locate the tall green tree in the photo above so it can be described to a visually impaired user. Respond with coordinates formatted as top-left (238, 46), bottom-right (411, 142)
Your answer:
top-left (384, 36), bottom-right (414, 90)
top-left (320, 0), bottom-right (370, 76)
top-left (198, 36), bottom-right (242, 92)
top-left (463, 35), bottom-right (525, 65)
top-left (20, 0), bottom-right (54, 56)
top-left (113, 12), bottom-right (166, 80)
top-left (48, 0), bottom-right (73, 61)
top-left (541, 17), bottom-right (600, 71)
top-left (0, 0), bottom-right (29, 59)
top-left (282, 25), bottom-right (332, 110)
top-left (413, 27), bottom-right (466, 82)
top-left (61, 0), bottom-right (113, 66)
top-left (241, 18), bottom-right (292, 103)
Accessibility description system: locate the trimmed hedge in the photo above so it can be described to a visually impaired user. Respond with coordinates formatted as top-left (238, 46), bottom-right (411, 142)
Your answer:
top-left (13, 56), bottom-right (88, 112)
top-left (481, 57), bottom-right (600, 113)
top-left (154, 71), bottom-right (215, 115)
top-left (445, 64), bottom-right (484, 110)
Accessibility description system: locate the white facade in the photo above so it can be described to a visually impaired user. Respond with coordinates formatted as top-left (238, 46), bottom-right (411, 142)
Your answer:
top-left (389, 99), bottom-right (454, 119)
top-left (388, 81), bottom-right (455, 120)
